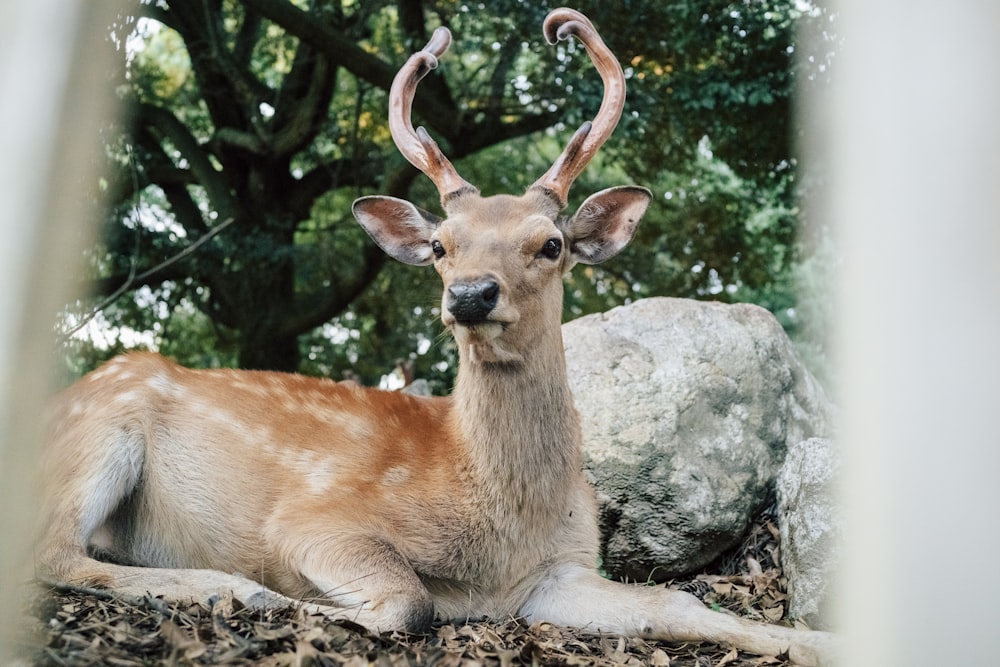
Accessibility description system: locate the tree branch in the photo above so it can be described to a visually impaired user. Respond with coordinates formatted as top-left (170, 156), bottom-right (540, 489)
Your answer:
top-left (269, 45), bottom-right (335, 158)
top-left (233, 7), bottom-right (262, 67)
top-left (162, 1), bottom-right (247, 132)
top-left (289, 157), bottom-right (383, 218)
top-left (276, 241), bottom-right (388, 340)
top-left (67, 218), bottom-right (236, 342)
top-left (276, 165), bottom-right (420, 338)
top-left (397, 0), bottom-right (428, 48)
top-left (455, 108), bottom-right (562, 159)
top-left (488, 34), bottom-right (521, 107)
top-left (139, 103), bottom-right (238, 221)
top-left (240, 0), bottom-right (460, 138)
top-left (136, 126), bottom-right (212, 237)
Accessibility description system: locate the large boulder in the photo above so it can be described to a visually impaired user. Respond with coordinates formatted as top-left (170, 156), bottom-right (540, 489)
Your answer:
top-left (563, 297), bottom-right (833, 581)
top-left (775, 437), bottom-right (841, 629)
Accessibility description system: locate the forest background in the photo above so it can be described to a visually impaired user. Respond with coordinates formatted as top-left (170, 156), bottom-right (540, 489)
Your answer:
top-left (62, 0), bottom-right (837, 392)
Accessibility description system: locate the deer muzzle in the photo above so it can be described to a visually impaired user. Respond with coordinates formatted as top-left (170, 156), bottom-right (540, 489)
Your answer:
top-left (446, 279), bottom-right (500, 324)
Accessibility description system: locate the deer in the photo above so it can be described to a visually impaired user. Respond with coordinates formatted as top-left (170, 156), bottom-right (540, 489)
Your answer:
top-left (36, 8), bottom-right (835, 665)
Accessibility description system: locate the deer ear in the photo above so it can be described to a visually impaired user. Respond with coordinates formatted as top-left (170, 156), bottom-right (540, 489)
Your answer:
top-left (564, 186), bottom-right (651, 265)
top-left (353, 196), bottom-right (443, 266)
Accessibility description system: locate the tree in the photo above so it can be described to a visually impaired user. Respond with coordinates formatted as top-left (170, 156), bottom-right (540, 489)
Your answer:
top-left (64, 0), bottom-right (834, 387)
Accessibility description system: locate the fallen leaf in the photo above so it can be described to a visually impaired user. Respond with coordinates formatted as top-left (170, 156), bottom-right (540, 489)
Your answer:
top-left (254, 622), bottom-right (295, 640)
top-left (716, 646), bottom-right (740, 665)
top-left (160, 618), bottom-right (207, 659)
top-left (766, 520), bottom-right (781, 542)
top-left (650, 647), bottom-right (672, 665)
top-left (712, 582), bottom-right (734, 595)
top-left (762, 605), bottom-right (784, 622)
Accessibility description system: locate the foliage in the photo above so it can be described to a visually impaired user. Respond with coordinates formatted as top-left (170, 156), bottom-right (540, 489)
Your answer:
top-left (62, 0), bottom-right (837, 390)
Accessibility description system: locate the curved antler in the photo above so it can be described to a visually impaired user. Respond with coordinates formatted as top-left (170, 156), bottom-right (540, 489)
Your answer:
top-left (388, 28), bottom-right (478, 205)
top-left (530, 9), bottom-right (626, 208)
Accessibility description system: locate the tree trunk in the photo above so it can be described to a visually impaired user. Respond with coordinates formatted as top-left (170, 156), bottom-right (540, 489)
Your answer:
top-left (239, 329), bottom-right (300, 371)
top-left (228, 218), bottom-right (301, 372)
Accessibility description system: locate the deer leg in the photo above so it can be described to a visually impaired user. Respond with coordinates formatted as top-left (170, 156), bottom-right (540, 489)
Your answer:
top-left (36, 425), bottom-right (308, 615)
top-left (37, 424), bottom-right (146, 589)
top-left (520, 564), bottom-right (838, 667)
top-left (289, 533), bottom-right (434, 633)
top-left (39, 560), bottom-right (298, 611)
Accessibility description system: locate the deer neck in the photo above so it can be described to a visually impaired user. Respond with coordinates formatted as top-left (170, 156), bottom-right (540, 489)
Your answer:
top-left (449, 321), bottom-right (583, 519)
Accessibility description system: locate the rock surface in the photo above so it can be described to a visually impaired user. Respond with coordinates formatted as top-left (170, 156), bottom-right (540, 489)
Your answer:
top-left (775, 437), bottom-right (841, 629)
top-left (563, 297), bottom-right (833, 581)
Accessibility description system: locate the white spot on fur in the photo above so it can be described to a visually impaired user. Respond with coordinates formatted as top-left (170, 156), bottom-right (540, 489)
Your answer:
top-left (145, 373), bottom-right (174, 395)
top-left (208, 408), bottom-right (242, 429)
top-left (306, 459), bottom-right (335, 494)
top-left (286, 452), bottom-right (337, 495)
top-left (114, 390), bottom-right (141, 405)
top-left (382, 465), bottom-right (410, 486)
top-left (88, 357), bottom-right (130, 382)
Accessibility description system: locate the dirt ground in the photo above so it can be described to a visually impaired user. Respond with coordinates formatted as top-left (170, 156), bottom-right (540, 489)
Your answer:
top-left (14, 504), bottom-right (811, 666)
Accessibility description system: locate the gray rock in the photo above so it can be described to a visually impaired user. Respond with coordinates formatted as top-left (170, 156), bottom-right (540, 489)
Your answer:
top-left (775, 437), bottom-right (841, 629)
top-left (401, 378), bottom-right (432, 396)
top-left (563, 297), bottom-right (833, 581)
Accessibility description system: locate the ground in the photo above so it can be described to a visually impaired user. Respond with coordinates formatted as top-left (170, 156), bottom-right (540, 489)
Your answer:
top-left (15, 503), bottom-right (813, 666)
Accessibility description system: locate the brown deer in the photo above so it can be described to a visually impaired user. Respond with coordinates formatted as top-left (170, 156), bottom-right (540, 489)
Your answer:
top-left (37, 9), bottom-right (835, 665)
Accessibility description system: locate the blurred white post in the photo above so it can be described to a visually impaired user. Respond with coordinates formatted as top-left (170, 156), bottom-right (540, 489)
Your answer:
top-left (815, 0), bottom-right (1000, 663)
top-left (0, 0), bottom-right (123, 658)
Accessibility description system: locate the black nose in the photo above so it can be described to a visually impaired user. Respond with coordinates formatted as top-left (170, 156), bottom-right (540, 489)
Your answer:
top-left (447, 279), bottom-right (500, 323)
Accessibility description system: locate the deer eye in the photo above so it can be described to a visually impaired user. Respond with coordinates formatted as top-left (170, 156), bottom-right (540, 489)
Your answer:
top-left (431, 240), bottom-right (446, 259)
top-left (539, 237), bottom-right (563, 260)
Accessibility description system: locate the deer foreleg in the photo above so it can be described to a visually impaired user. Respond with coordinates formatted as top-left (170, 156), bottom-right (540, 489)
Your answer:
top-left (520, 564), bottom-right (837, 667)
top-left (289, 533), bottom-right (435, 633)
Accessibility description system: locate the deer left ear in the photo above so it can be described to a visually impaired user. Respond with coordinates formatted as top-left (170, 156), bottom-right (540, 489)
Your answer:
top-left (564, 186), bottom-right (652, 265)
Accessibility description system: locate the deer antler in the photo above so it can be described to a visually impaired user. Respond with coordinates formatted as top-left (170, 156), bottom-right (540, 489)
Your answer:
top-left (388, 27), bottom-right (478, 205)
top-left (530, 9), bottom-right (626, 208)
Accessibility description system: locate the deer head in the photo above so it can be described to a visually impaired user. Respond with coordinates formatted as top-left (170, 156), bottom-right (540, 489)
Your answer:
top-left (353, 8), bottom-right (651, 365)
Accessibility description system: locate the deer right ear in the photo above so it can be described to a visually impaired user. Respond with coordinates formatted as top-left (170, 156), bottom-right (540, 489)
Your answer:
top-left (352, 196), bottom-right (443, 266)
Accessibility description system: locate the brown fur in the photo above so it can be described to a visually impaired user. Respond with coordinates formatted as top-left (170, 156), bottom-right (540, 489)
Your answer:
top-left (38, 189), bottom-right (834, 663)
top-left (38, 8), bottom-right (836, 663)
